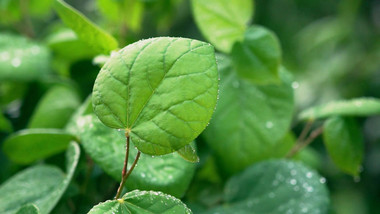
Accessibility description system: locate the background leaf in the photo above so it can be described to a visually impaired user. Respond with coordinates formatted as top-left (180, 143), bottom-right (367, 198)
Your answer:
top-left (323, 116), bottom-right (364, 176)
top-left (231, 25), bottom-right (282, 84)
top-left (203, 160), bottom-right (329, 214)
top-left (93, 37), bottom-right (218, 155)
top-left (74, 114), bottom-right (195, 198)
top-left (0, 142), bottom-right (80, 214)
top-left (203, 55), bottom-right (294, 174)
top-left (3, 129), bottom-right (75, 164)
top-left (88, 190), bottom-right (192, 214)
top-left (16, 204), bottom-right (40, 214)
top-left (28, 85), bottom-right (81, 129)
top-left (177, 143), bottom-right (199, 163)
top-left (191, 0), bottom-right (253, 53)
top-left (299, 98), bottom-right (380, 120)
top-left (0, 112), bottom-right (12, 133)
top-left (0, 33), bottom-right (51, 81)
top-left (53, 0), bottom-right (118, 54)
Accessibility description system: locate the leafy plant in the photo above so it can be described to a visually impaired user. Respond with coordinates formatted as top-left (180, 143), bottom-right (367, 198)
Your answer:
top-left (0, 0), bottom-right (379, 213)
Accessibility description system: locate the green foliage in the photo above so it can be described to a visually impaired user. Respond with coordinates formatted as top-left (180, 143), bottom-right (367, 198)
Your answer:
top-left (74, 114), bottom-right (195, 198)
top-left (203, 55), bottom-right (294, 174)
top-left (88, 190), bottom-right (192, 214)
top-left (0, 142), bottom-right (80, 214)
top-left (28, 85), bottom-right (81, 129)
top-left (0, 112), bottom-right (12, 132)
top-left (92, 37), bottom-right (218, 155)
top-left (231, 26), bottom-right (281, 84)
top-left (2, 129), bottom-right (75, 164)
top-left (299, 98), bottom-right (380, 120)
top-left (191, 0), bottom-right (253, 53)
top-left (0, 33), bottom-right (51, 81)
top-left (323, 117), bottom-right (363, 176)
top-left (16, 204), bottom-right (40, 214)
top-left (177, 144), bottom-right (199, 163)
top-left (53, 0), bottom-right (118, 54)
top-left (204, 160), bottom-right (329, 214)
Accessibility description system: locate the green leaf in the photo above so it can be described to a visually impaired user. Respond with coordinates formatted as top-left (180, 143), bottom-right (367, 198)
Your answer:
top-left (53, 0), bottom-right (118, 54)
top-left (293, 147), bottom-right (323, 170)
top-left (28, 85), bottom-right (81, 129)
top-left (16, 204), bottom-right (40, 214)
top-left (92, 37), bottom-right (219, 155)
top-left (46, 28), bottom-right (98, 61)
top-left (0, 112), bottom-right (12, 133)
top-left (88, 190), bottom-right (192, 214)
top-left (323, 117), bottom-right (363, 176)
top-left (0, 33), bottom-right (51, 81)
top-left (203, 55), bottom-right (294, 174)
top-left (231, 25), bottom-right (282, 84)
top-left (3, 129), bottom-right (75, 164)
top-left (191, 0), bottom-right (253, 53)
top-left (0, 142), bottom-right (80, 214)
top-left (299, 97), bottom-right (380, 120)
top-left (203, 160), bottom-right (329, 214)
top-left (75, 114), bottom-right (195, 198)
top-left (177, 143), bottom-right (199, 163)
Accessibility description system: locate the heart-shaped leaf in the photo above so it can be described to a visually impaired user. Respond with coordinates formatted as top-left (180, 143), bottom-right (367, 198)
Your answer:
top-left (323, 117), bottom-right (363, 176)
top-left (88, 190), bottom-right (192, 214)
top-left (74, 114), bottom-right (195, 198)
top-left (231, 25), bottom-right (282, 84)
top-left (299, 98), bottom-right (380, 121)
top-left (191, 0), bottom-right (253, 53)
top-left (53, 0), bottom-right (118, 54)
top-left (28, 85), bottom-right (81, 129)
top-left (3, 129), bottom-right (76, 164)
top-left (92, 37), bottom-right (218, 155)
top-left (0, 33), bottom-right (51, 81)
top-left (203, 160), bottom-right (329, 214)
top-left (0, 142), bottom-right (80, 214)
top-left (203, 55), bottom-right (294, 174)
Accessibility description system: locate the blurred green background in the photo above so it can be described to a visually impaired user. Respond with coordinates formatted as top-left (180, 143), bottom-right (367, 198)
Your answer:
top-left (0, 0), bottom-right (379, 213)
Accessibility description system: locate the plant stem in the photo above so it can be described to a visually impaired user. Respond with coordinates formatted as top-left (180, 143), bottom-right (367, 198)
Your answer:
top-left (114, 131), bottom-right (141, 199)
top-left (286, 126), bottom-right (324, 158)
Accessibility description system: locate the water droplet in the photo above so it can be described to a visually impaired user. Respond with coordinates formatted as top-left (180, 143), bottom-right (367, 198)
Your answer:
top-left (319, 177), bottom-right (326, 184)
top-left (291, 81), bottom-right (299, 89)
top-left (290, 179), bottom-right (297, 185)
top-left (307, 187), bottom-right (314, 192)
top-left (0, 52), bottom-right (10, 61)
top-left (290, 169), bottom-right (297, 176)
top-left (141, 173), bottom-right (146, 178)
top-left (11, 58), bottom-right (21, 67)
top-left (306, 172), bottom-right (313, 178)
top-left (266, 121), bottom-right (274, 129)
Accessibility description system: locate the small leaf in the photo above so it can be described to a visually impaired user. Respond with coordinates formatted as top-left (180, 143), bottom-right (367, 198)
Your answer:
top-left (88, 190), bottom-right (192, 214)
top-left (299, 98), bottom-right (380, 120)
top-left (46, 28), bottom-right (98, 61)
top-left (74, 114), bottom-right (195, 198)
top-left (0, 142), bottom-right (80, 214)
top-left (191, 0), bottom-right (253, 53)
top-left (28, 85), bottom-right (81, 129)
top-left (53, 0), bottom-right (118, 54)
top-left (323, 117), bottom-right (363, 176)
top-left (16, 204), bottom-right (40, 214)
top-left (203, 160), bottom-right (329, 214)
top-left (0, 33), bottom-right (51, 81)
top-left (203, 54), bottom-right (294, 174)
top-left (177, 143), bottom-right (199, 163)
top-left (92, 37), bottom-right (219, 155)
top-left (231, 25), bottom-right (282, 84)
top-left (3, 129), bottom-right (75, 164)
